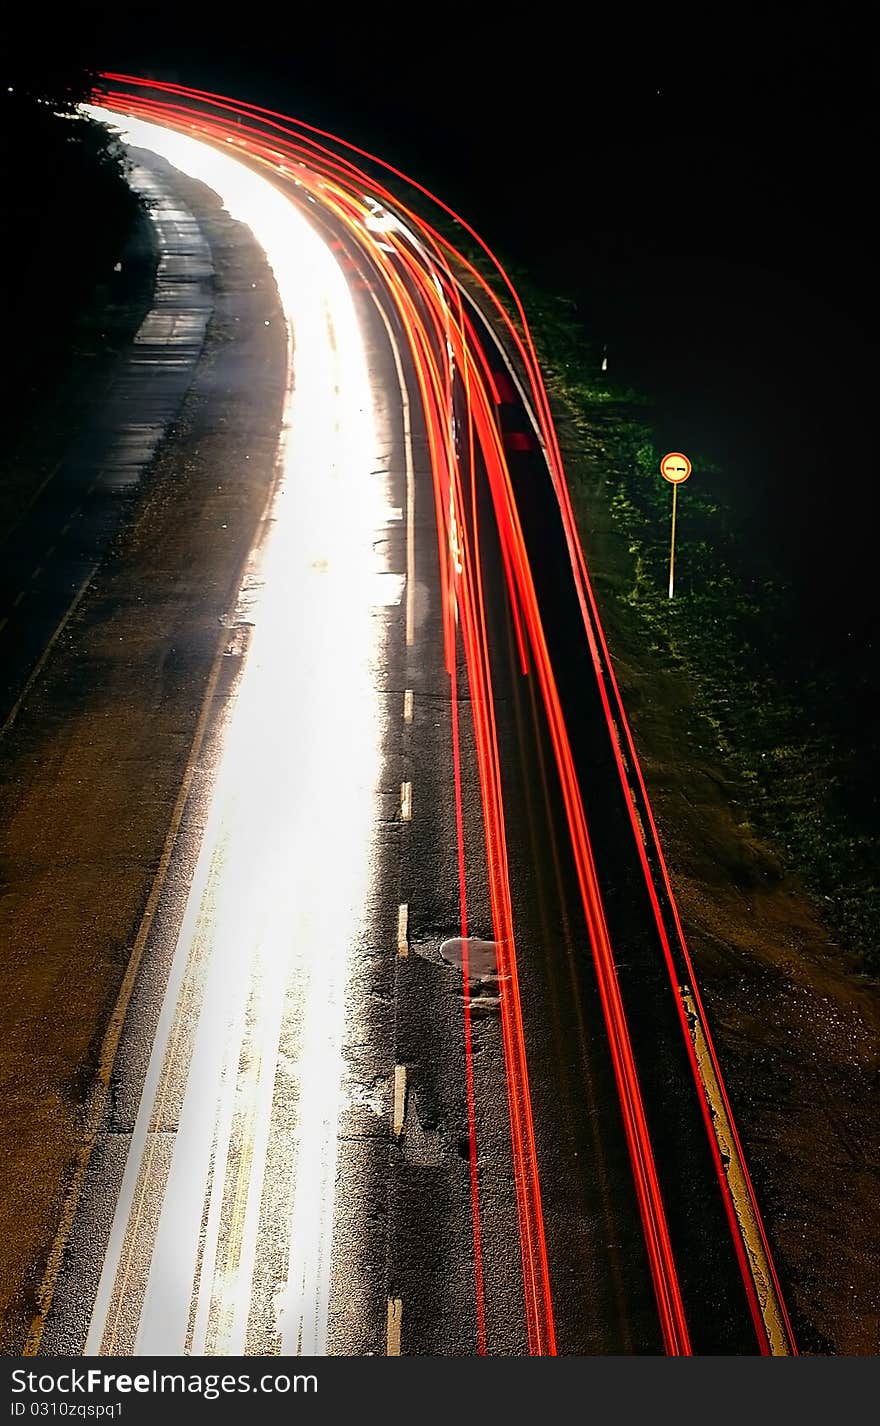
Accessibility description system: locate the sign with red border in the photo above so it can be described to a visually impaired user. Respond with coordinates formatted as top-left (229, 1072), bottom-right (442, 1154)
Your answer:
top-left (660, 452), bottom-right (692, 484)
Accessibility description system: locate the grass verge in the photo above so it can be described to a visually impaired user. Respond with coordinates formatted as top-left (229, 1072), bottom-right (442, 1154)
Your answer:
top-left (414, 214), bottom-right (877, 974)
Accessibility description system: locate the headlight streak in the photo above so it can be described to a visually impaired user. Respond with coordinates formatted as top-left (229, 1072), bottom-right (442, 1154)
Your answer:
top-left (91, 82), bottom-right (671, 1359)
top-left (97, 88), bottom-right (554, 1355)
top-left (82, 108), bottom-right (387, 1357)
top-left (88, 75), bottom-right (796, 1358)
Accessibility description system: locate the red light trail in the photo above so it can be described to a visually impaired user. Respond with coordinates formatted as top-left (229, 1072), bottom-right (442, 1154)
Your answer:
top-left (89, 74), bottom-right (795, 1357)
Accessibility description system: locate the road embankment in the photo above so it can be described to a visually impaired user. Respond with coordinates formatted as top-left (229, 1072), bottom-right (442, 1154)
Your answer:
top-left (543, 367), bottom-right (880, 1355)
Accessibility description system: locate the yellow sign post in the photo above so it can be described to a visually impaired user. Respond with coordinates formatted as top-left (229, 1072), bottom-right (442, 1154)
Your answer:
top-left (659, 452), bottom-right (692, 598)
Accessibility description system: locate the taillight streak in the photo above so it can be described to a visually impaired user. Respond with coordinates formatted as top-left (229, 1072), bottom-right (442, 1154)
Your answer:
top-left (92, 77), bottom-right (793, 1355)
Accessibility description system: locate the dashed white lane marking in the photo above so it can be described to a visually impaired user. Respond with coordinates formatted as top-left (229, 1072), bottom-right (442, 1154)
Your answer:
top-left (400, 781), bottom-right (412, 822)
top-left (386, 1296), bottom-right (403, 1356)
top-left (392, 1066), bottom-right (407, 1138)
top-left (397, 903), bottom-right (409, 959)
top-left (403, 688), bottom-right (413, 724)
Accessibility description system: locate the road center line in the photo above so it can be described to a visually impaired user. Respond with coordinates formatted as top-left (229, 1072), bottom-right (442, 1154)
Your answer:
top-left (386, 1296), bottom-right (403, 1355)
top-left (397, 903), bottom-right (409, 958)
top-left (392, 1066), bottom-right (407, 1138)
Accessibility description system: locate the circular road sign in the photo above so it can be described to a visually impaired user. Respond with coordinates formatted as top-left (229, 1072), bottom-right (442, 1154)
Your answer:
top-left (660, 452), bottom-right (692, 484)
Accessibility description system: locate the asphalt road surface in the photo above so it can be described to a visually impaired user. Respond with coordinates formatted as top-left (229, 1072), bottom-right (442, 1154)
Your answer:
top-left (7, 82), bottom-right (798, 1357)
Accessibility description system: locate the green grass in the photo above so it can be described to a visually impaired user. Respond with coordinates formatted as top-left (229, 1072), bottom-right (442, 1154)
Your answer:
top-left (532, 297), bottom-right (878, 967)
top-left (393, 202), bottom-right (878, 971)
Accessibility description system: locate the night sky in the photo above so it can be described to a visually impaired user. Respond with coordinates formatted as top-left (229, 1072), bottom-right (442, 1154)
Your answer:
top-left (14, 6), bottom-right (879, 649)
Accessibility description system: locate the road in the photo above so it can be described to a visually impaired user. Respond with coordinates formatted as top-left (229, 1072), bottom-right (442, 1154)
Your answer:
top-left (0, 162), bottom-right (211, 737)
top-left (14, 77), bottom-right (797, 1356)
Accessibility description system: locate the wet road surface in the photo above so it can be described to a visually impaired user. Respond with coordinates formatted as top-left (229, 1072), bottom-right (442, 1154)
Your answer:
top-left (0, 150), bottom-right (286, 1354)
top-left (2, 94), bottom-right (796, 1357)
top-left (0, 160), bottom-right (212, 736)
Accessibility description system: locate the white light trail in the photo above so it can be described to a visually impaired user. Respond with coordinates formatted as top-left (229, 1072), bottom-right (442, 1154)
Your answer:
top-left (84, 110), bottom-right (391, 1356)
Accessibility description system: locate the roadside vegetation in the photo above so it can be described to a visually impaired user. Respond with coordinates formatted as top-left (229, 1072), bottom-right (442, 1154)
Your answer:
top-left (412, 213), bottom-right (878, 974)
top-left (0, 66), bottom-right (144, 449)
top-left (0, 68), bottom-right (873, 972)
top-left (524, 288), bottom-right (877, 968)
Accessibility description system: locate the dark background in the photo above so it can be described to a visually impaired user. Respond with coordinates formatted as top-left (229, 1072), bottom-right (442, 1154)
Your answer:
top-left (9, 3), bottom-right (878, 689)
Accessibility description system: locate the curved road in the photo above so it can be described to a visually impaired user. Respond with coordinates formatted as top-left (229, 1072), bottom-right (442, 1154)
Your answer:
top-left (16, 79), bottom-right (797, 1357)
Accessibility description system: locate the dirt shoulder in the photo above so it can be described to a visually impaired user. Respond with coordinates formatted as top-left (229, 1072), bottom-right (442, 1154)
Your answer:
top-left (0, 161), bottom-right (287, 1351)
top-left (556, 407), bottom-right (880, 1355)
